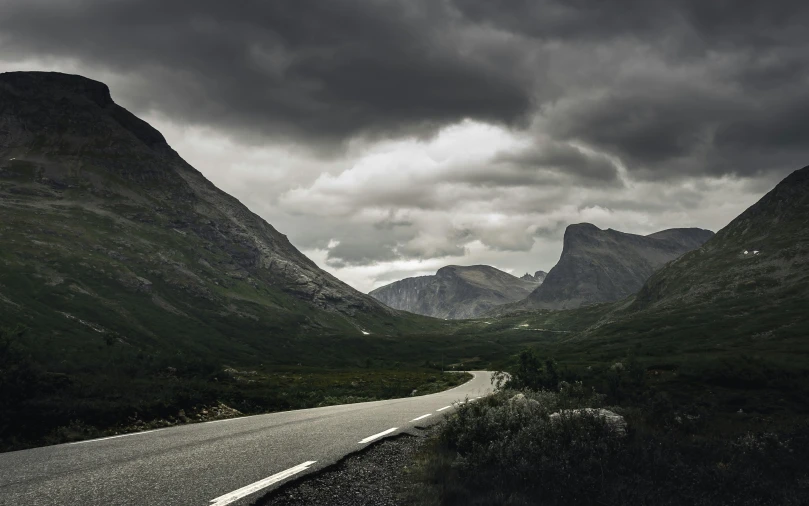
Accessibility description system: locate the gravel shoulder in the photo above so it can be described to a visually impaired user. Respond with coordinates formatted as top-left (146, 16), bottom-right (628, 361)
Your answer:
top-left (253, 427), bottom-right (436, 506)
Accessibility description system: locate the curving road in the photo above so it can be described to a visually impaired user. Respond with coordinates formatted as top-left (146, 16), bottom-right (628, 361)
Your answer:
top-left (0, 371), bottom-right (493, 506)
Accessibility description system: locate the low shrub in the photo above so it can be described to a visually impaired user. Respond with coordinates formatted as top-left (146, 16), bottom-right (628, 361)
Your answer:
top-left (411, 388), bottom-right (809, 506)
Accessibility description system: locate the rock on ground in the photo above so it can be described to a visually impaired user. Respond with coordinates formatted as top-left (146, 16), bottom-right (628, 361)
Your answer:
top-left (549, 408), bottom-right (627, 435)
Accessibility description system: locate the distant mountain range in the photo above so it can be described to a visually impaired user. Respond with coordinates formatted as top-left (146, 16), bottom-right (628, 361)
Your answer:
top-left (521, 271), bottom-right (547, 283)
top-left (372, 226), bottom-right (712, 319)
top-left (369, 265), bottom-right (542, 319)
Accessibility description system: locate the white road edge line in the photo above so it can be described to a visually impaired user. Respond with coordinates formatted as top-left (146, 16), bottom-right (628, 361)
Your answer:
top-left (68, 429), bottom-right (165, 445)
top-left (436, 405), bottom-right (452, 412)
top-left (209, 461), bottom-right (317, 506)
top-left (358, 427), bottom-right (398, 444)
top-left (206, 416), bottom-right (247, 424)
top-left (411, 413), bottom-right (432, 422)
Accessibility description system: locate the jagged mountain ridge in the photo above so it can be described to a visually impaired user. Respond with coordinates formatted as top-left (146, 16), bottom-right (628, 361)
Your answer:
top-left (493, 225), bottom-right (714, 313)
top-left (369, 265), bottom-right (541, 319)
top-left (520, 271), bottom-right (547, 283)
top-left (0, 72), bottom-right (411, 360)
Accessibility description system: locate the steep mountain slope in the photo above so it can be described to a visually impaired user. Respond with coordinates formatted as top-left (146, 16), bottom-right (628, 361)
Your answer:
top-left (369, 265), bottom-right (541, 319)
top-left (635, 166), bottom-right (809, 310)
top-left (552, 165), bottom-right (809, 364)
top-left (494, 225), bottom-right (713, 312)
top-left (0, 71), bottom-right (425, 366)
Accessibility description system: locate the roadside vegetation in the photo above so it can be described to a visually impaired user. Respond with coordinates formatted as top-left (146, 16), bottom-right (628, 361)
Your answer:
top-left (0, 325), bottom-right (470, 451)
top-left (406, 349), bottom-right (809, 505)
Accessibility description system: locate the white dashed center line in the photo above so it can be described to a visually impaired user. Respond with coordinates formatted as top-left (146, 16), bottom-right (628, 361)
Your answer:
top-left (410, 414), bottom-right (432, 422)
top-left (209, 461), bottom-right (317, 506)
top-left (358, 427), bottom-right (398, 444)
top-left (68, 428), bottom-right (165, 445)
top-left (436, 405), bottom-right (452, 412)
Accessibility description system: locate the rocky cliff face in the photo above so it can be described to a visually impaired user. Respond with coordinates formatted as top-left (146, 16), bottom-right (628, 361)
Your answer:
top-left (0, 72), bottom-right (401, 348)
top-left (369, 265), bottom-right (540, 319)
top-left (497, 225), bottom-right (714, 312)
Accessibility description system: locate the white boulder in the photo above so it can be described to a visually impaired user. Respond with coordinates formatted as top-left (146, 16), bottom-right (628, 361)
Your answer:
top-left (509, 393), bottom-right (540, 407)
top-left (549, 408), bottom-right (627, 436)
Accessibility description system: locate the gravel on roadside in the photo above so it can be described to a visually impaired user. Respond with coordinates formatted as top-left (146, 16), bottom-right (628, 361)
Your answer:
top-left (253, 427), bottom-right (435, 506)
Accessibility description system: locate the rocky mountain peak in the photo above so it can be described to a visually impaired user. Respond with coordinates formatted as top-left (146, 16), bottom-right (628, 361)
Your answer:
top-left (436, 265), bottom-right (464, 277)
top-left (0, 71), bottom-right (170, 157)
top-left (489, 224), bottom-right (713, 313)
top-left (562, 222), bottom-right (609, 249)
top-left (520, 271), bottom-right (547, 283)
top-left (1, 71), bottom-right (114, 108)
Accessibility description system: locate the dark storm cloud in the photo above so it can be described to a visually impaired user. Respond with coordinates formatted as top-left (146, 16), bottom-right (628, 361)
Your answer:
top-left (3, 0), bottom-right (809, 176)
top-left (545, 70), bottom-right (809, 178)
top-left (0, 0), bottom-right (530, 146)
top-left (493, 142), bottom-right (621, 182)
top-left (454, 0), bottom-right (809, 178)
top-left (453, 0), bottom-right (809, 52)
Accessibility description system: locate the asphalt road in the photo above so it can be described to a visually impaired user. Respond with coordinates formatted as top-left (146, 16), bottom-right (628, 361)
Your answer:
top-left (0, 371), bottom-right (493, 506)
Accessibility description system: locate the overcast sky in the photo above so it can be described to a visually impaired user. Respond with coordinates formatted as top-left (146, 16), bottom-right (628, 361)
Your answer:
top-left (2, 1), bottom-right (807, 292)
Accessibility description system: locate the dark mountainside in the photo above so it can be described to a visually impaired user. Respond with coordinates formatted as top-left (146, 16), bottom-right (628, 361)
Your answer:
top-left (493, 225), bottom-right (713, 313)
top-left (562, 165), bottom-right (809, 348)
top-left (0, 72), bottom-right (406, 339)
top-left (634, 166), bottom-right (809, 311)
top-left (489, 165), bottom-right (809, 363)
top-left (0, 72), bottom-right (465, 448)
top-left (369, 265), bottom-right (541, 319)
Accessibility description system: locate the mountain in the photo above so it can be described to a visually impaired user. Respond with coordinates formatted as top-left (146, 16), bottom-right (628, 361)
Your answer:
top-left (634, 166), bottom-right (809, 311)
top-left (0, 72), bottom-right (422, 363)
top-left (494, 225), bottom-right (713, 312)
top-left (554, 165), bottom-right (809, 359)
top-left (520, 271), bottom-right (547, 283)
top-left (369, 265), bottom-right (541, 319)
